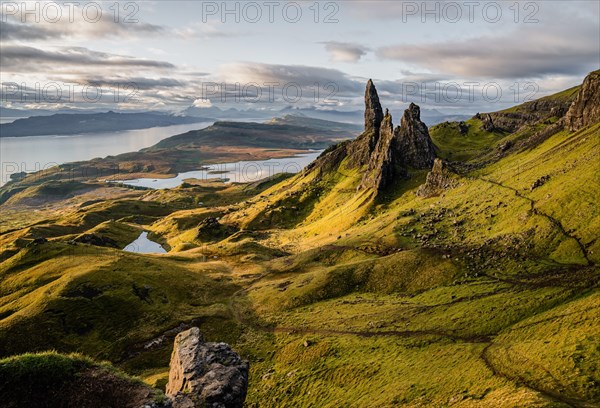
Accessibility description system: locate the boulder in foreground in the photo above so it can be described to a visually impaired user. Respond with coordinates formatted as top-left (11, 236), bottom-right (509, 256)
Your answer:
top-left (166, 327), bottom-right (249, 408)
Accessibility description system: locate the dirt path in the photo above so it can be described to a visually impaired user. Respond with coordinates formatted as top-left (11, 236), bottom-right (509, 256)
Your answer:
top-left (475, 176), bottom-right (593, 266)
top-left (480, 344), bottom-right (595, 408)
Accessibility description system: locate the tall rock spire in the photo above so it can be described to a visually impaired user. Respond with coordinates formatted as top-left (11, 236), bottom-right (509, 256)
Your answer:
top-left (364, 79), bottom-right (384, 134)
top-left (346, 79), bottom-right (385, 167)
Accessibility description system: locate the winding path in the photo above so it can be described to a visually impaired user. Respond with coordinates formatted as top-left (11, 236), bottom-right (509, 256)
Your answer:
top-left (473, 176), bottom-right (593, 266)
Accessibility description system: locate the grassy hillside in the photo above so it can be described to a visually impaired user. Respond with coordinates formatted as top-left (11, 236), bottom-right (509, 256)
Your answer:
top-left (0, 352), bottom-right (164, 407)
top-left (0, 76), bottom-right (598, 407)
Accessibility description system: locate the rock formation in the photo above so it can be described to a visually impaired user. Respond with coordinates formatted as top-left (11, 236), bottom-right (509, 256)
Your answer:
top-left (166, 327), bottom-right (249, 408)
top-left (197, 217), bottom-right (238, 242)
top-left (346, 79), bottom-right (385, 168)
top-left (308, 80), bottom-right (437, 193)
top-left (479, 113), bottom-right (497, 132)
top-left (364, 79), bottom-right (385, 133)
top-left (564, 70), bottom-right (600, 131)
top-left (359, 109), bottom-right (400, 190)
top-left (474, 79), bottom-right (587, 134)
top-left (393, 103), bottom-right (437, 169)
top-left (416, 159), bottom-right (457, 198)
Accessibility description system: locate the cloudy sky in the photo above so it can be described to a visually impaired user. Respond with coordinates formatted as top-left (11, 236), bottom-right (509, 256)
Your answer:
top-left (1, 0), bottom-right (599, 115)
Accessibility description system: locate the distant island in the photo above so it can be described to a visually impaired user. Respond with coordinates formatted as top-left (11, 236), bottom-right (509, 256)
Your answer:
top-left (0, 111), bottom-right (212, 138)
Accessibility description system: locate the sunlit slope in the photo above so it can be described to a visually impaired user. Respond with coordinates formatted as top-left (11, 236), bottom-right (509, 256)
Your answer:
top-left (0, 241), bottom-right (241, 367)
top-left (0, 74), bottom-right (597, 407)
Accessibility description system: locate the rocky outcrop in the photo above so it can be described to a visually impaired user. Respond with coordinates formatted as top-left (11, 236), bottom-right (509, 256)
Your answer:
top-left (478, 113), bottom-right (497, 132)
top-left (416, 159), bottom-right (457, 198)
top-left (73, 233), bottom-right (119, 248)
top-left (359, 109), bottom-right (401, 190)
top-left (354, 84), bottom-right (437, 191)
top-left (394, 103), bottom-right (437, 169)
top-left (476, 87), bottom-right (579, 134)
top-left (564, 70), bottom-right (600, 131)
top-left (197, 217), bottom-right (238, 242)
top-left (346, 80), bottom-right (384, 168)
top-left (166, 327), bottom-right (249, 408)
top-left (308, 80), bottom-right (437, 193)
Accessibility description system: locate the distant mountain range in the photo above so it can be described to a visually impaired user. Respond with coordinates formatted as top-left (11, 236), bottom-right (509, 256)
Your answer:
top-left (0, 104), bottom-right (469, 138)
top-left (183, 105), bottom-right (470, 126)
top-left (0, 111), bottom-right (212, 138)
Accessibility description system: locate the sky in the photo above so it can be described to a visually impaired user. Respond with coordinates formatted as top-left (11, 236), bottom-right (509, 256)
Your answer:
top-left (1, 0), bottom-right (599, 116)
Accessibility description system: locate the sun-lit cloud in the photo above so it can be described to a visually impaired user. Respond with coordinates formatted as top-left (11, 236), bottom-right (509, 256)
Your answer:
top-left (193, 98), bottom-right (213, 108)
top-left (0, 2), bottom-right (164, 41)
top-left (1, 1), bottom-right (597, 114)
top-left (0, 45), bottom-right (174, 73)
top-left (377, 22), bottom-right (599, 78)
top-left (321, 41), bottom-right (370, 63)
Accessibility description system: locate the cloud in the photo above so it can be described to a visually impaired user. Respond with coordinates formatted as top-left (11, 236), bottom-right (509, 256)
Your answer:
top-left (377, 18), bottom-right (599, 79)
top-left (321, 41), bottom-right (369, 62)
top-left (193, 98), bottom-right (213, 108)
top-left (0, 45), bottom-right (175, 72)
top-left (219, 62), bottom-right (363, 94)
top-left (0, 20), bottom-right (55, 40)
top-left (343, 0), bottom-right (600, 23)
top-left (0, 3), bottom-right (164, 41)
top-left (378, 27), bottom-right (599, 78)
top-left (174, 22), bottom-right (245, 39)
top-left (78, 77), bottom-right (183, 90)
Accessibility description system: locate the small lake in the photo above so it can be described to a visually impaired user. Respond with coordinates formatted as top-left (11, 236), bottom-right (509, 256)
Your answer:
top-left (0, 122), bottom-right (214, 186)
top-left (115, 150), bottom-right (322, 189)
top-left (124, 231), bottom-right (167, 254)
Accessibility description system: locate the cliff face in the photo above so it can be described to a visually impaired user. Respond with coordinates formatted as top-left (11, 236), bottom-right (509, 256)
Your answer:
top-left (564, 70), bottom-right (600, 131)
top-left (481, 98), bottom-right (573, 133)
top-left (476, 83), bottom-right (583, 134)
top-left (313, 80), bottom-right (437, 193)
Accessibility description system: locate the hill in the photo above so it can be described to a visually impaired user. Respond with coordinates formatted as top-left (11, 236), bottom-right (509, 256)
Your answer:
top-left (0, 111), bottom-right (211, 137)
top-left (0, 71), bottom-right (598, 407)
top-left (149, 115), bottom-right (360, 150)
top-left (0, 352), bottom-right (164, 407)
top-left (0, 115), bottom-right (360, 194)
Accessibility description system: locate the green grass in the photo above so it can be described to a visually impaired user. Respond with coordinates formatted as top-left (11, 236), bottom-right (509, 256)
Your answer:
top-left (0, 78), bottom-right (598, 407)
top-left (430, 118), bottom-right (510, 161)
top-left (0, 351), bottom-right (162, 408)
top-left (0, 242), bottom-right (241, 368)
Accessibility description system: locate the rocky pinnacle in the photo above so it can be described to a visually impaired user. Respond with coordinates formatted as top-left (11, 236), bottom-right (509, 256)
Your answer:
top-left (364, 79), bottom-right (384, 134)
top-left (394, 103), bottom-right (437, 169)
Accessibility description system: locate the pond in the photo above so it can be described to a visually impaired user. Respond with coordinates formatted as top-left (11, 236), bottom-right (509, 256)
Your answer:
top-left (124, 231), bottom-right (167, 254)
top-left (114, 150), bottom-right (322, 189)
